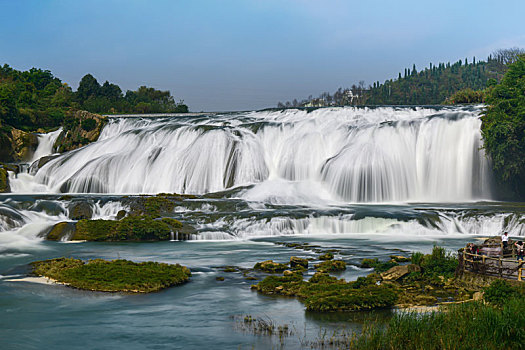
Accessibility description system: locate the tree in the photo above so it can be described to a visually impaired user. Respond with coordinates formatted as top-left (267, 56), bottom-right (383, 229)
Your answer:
top-left (481, 54), bottom-right (525, 196)
top-left (100, 81), bottom-right (122, 101)
top-left (77, 74), bottom-right (101, 102)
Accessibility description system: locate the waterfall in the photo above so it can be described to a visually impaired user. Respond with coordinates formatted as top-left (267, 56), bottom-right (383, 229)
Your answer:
top-left (10, 106), bottom-right (493, 203)
top-left (30, 128), bottom-right (63, 163)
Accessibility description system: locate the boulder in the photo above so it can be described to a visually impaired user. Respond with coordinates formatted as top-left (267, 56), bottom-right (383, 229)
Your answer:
top-left (68, 201), bottom-right (93, 220)
top-left (473, 291), bottom-right (484, 301)
top-left (46, 222), bottom-right (77, 241)
top-left (381, 264), bottom-right (421, 281)
top-left (290, 256), bottom-right (308, 269)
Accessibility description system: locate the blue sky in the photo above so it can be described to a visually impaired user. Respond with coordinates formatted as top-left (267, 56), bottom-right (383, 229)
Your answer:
top-left (1, 0), bottom-right (524, 111)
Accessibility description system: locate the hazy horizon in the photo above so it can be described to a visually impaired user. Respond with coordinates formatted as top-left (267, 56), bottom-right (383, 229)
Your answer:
top-left (1, 0), bottom-right (524, 111)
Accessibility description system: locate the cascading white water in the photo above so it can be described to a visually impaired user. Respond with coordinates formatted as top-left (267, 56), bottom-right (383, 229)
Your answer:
top-left (10, 106), bottom-right (492, 203)
top-left (29, 128), bottom-right (63, 163)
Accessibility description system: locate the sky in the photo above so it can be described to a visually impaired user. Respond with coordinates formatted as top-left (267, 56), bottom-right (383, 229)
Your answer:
top-left (1, 0), bottom-right (524, 112)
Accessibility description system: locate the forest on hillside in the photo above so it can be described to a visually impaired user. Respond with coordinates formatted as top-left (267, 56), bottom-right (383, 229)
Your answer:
top-left (277, 48), bottom-right (524, 107)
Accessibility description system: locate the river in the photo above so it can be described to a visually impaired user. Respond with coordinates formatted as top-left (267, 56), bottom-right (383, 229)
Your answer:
top-left (1, 106), bottom-right (523, 349)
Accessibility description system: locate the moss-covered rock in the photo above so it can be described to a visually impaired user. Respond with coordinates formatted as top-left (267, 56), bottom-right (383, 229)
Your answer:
top-left (53, 110), bottom-right (107, 153)
top-left (315, 260), bottom-right (346, 272)
top-left (72, 219), bottom-right (120, 241)
top-left (319, 252), bottom-right (334, 260)
top-left (0, 168), bottom-right (10, 193)
top-left (254, 270), bottom-right (398, 312)
top-left (253, 260), bottom-right (289, 273)
top-left (31, 257), bottom-right (190, 293)
top-left (290, 256), bottom-right (308, 269)
top-left (46, 222), bottom-right (76, 241)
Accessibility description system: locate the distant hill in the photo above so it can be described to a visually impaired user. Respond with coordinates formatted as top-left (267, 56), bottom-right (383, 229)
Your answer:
top-left (277, 48), bottom-right (524, 107)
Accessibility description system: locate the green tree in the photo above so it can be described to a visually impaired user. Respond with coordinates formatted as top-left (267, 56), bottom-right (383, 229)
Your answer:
top-left (76, 74), bottom-right (101, 102)
top-left (481, 55), bottom-right (525, 196)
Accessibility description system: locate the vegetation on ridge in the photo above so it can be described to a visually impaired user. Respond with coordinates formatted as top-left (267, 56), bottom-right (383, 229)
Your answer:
top-left (277, 48), bottom-right (524, 107)
top-left (0, 64), bottom-right (188, 133)
top-left (481, 54), bottom-right (525, 197)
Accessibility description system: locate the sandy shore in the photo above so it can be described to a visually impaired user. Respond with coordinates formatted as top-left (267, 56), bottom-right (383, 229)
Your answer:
top-left (4, 276), bottom-right (67, 285)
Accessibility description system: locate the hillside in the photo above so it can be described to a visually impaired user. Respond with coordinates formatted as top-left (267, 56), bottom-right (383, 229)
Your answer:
top-left (277, 48), bottom-right (524, 107)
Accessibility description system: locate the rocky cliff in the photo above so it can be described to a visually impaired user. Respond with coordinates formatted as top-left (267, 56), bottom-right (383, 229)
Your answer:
top-left (53, 110), bottom-right (107, 153)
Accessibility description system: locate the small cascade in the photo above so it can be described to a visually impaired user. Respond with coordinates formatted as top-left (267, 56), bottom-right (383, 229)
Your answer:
top-left (30, 128), bottom-right (63, 163)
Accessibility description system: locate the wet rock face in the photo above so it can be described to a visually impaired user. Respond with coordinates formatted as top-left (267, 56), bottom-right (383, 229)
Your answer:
top-left (68, 201), bottom-right (93, 220)
top-left (0, 128), bottom-right (38, 163)
top-left (46, 222), bottom-right (77, 241)
top-left (381, 264), bottom-right (421, 281)
top-left (30, 154), bottom-right (60, 173)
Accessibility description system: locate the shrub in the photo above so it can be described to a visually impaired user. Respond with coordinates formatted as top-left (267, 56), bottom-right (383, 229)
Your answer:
top-left (411, 252), bottom-right (425, 266)
top-left (419, 246), bottom-right (458, 279)
top-left (484, 279), bottom-right (518, 305)
top-left (80, 118), bottom-right (96, 132)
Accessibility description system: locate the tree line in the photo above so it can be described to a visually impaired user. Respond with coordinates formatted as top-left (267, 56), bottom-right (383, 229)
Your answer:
top-left (277, 48), bottom-right (524, 107)
top-left (0, 65), bottom-right (188, 131)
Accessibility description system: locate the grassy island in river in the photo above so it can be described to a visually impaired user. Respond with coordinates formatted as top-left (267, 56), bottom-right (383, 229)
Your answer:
top-left (31, 258), bottom-right (191, 293)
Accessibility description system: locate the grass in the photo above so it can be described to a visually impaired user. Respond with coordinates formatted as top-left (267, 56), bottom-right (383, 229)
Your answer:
top-left (351, 295), bottom-right (525, 350)
top-left (31, 258), bottom-right (191, 293)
